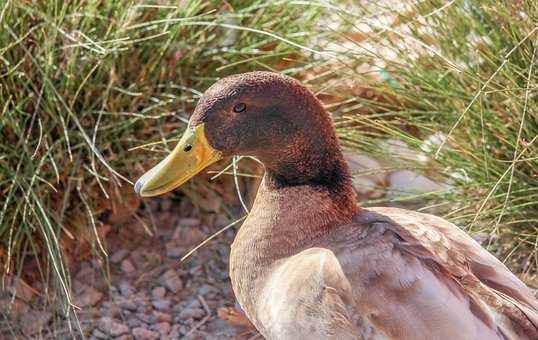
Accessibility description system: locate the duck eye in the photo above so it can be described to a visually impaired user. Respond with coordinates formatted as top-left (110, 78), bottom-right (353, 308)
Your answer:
top-left (233, 103), bottom-right (246, 113)
top-left (183, 144), bottom-right (192, 152)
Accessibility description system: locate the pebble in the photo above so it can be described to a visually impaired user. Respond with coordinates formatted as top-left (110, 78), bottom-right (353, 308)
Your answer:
top-left (381, 138), bottom-right (429, 164)
top-left (75, 263), bottom-right (95, 282)
top-left (121, 259), bottom-right (136, 273)
top-left (178, 217), bottom-right (201, 228)
top-left (62, 199), bottom-right (249, 339)
top-left (153, 311), bottom-right (173, 323)
top-left (100, 304), bottom-right (121, 318)
top-left (151, 286), bottom-right (166, 299)
top-left (132, 327), bottom-right (160, 340)
top-left (152, 322), bottom-right (171, 335)
top-left (152, 299), bottom-right (171, 310)
top-left (119, 281), bottom-right (135, 297)
top-left (5, 276), bottom-right (36, 302)
top-left (117, 335), bottom-right (134, 340)
top-left (160, 269), bottom-right (182, 293)
top-left (119, 299), bottom-right (138, 311)
top-left (165, 242), bottom-right (183, 258)
top-left (137, 312), bottom-right (152, 323)
top-left (169, 324), bottom-right (182, 338)
top-left (75, 286), bottom-right (103, 308)
top-left (20, 311), bottom-right (52, 336)
top-left (98, 317), bottom-right (129, 337)
top-left (110, 249), bottom-right (129, 263)
top-left (0, 298), bottom-right (29, 317)
top-left (127, 318), bottom-right (142, 328)
top-left (92, 328), bottom-right (108, 339)
top-left (178, 306), bottom-right (205, 320)
top-left (388, 170), bottom-right (447, 198)
top-left (197, 284), bottom-right (218, 297)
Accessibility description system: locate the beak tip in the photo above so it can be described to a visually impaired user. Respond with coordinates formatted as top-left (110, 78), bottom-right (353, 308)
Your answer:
top-left (134, 179), bottom-right (144, 196)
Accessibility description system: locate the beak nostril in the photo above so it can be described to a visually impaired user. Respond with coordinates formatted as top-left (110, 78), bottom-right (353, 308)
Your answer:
top-left (184, 144), bottom-right (193, 152)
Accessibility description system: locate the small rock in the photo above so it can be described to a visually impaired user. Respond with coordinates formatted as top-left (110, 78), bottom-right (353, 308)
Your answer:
top-left (151, 287), bottom-right (166, 299)
top-left (381, 139), bottom-right (429, 163)
top-left (197, 284), bottom-right (218, 297)
top-left (153, 311), bottom-right (172, 323)
top-left (128, 318), bottom-right (142, 328)
top-left (75, 263), bottom-right (95, 282)
top-left (160, 269), bottom-right (182, 293)
top-left (165, 242), bottom-right (183, 258)
top-left (344, 153), bottom-right (387, 198)
top-left (388, 170), bottom-right (447, 199)
top-left (136, 302), bottom-right (152, 314)
top-left (178, 306), bottom-right (205, 320)
top-left (178, 324), bottom-right (189, 335)
top-left (92, 328), bottom-right (108, 339)
top-left (420, 132), bottom-right (447, 154)
top-left (214, 214), bottom-right (229, 227)
top-left (75, 286), bottom-right (103, 307)
top-left (178, 217), bottom-right (201, 228)
top-left (5, 276), bottom-right (36, 302)
top-left (110, 249), bottom-right (129, 263)
top-left (132, 327), bottom-right (160, 340)
top-left (119, 299), bottom-right (137, 311)
top-left (0, 298), bottom-right (29, 317)
top-left (109, 285), bottom-right (120, 296)
top-left (98, 317), bottom-right (129, 337)
top-left (137, 312), bottom-right (152, 323)
top-left (101, 302), bottom-right (121, 318)
top-left (20, 311), bottom-right (52, 336)
top-left (156, 228), bottom-right (173, 241)
top-left (472, 232), bottom-right (489, 245)
top-left (169, 324), bottom-right (182, 338)
top-left (152, 299), bottom-right (171, 310)
top-left (121, 259), bottom-right (136, 273)
top-left (119, 281), bottom-right (135, 297)
top-left (152, 322), bottom-right (171, 335)
top-left (116, 335), bottom-right (134, 340)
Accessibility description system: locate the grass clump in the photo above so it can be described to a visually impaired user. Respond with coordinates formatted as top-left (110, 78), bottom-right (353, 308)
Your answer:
top-left (323, 0), bottom-right (537, 279)
top-left (0, 0), bottom-right (321, 318)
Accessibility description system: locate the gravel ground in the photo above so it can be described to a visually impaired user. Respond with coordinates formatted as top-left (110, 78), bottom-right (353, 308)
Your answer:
top-left (2, 197), bottom-right (258, 339)
top-left (74, 200), bottom-right (257, 340)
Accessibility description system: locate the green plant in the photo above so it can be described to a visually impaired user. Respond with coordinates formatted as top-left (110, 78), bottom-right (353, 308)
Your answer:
top-left (0, 0), bottom-right (322, 322)
top-left (323, 0), bottom-right (538, 280)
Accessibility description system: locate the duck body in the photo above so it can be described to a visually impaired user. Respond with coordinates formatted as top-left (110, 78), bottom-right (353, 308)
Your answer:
top-left (230, 177), bottom-right (538, 340)
top-left (134, 71), bottom-right (538, 340)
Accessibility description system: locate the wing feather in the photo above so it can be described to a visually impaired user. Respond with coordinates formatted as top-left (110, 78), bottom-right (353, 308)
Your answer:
top-left (366, 207), bottom-right (538, 336)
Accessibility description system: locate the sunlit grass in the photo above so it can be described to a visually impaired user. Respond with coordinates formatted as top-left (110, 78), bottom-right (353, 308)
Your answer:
top-left (323, 0), bottom-right (538, 281)
top-left (0, 0), bottom-right (322, 333)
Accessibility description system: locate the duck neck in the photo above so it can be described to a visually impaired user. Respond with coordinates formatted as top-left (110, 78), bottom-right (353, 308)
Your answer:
top-left (263, 152), bottom-right (355, 204)
top-left (259, 120), bottom-right (355, 200)
top-left (239, 146), bottom-right (358, 255)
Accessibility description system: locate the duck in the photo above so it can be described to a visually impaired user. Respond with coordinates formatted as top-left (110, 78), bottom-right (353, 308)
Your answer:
top-left (134, 71), bottom-right (538, 340)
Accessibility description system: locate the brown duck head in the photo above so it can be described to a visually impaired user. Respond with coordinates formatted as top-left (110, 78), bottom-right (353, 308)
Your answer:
top-left (135, 71), bottom-right (353, 198)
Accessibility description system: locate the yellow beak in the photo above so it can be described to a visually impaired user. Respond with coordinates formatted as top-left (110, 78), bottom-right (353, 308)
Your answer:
top-left (134, 124), bottom-right (222, 197)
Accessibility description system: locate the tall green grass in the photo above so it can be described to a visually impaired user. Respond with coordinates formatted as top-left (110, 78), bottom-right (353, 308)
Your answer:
top-left (324, 0), bottom-right (538, 280)
top-left (0, 0), bottom-right (321, 320)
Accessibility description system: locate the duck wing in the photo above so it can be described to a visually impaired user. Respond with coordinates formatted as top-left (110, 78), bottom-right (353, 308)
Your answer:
top-left (358, 207), bottom-right (538, 338)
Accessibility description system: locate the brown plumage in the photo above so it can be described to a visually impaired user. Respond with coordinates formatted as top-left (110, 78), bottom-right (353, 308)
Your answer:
top-left (140, 71), bottom-right (538, 339)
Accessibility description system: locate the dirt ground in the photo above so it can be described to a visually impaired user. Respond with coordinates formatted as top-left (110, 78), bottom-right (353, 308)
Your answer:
top-left (2, 194), bottom-right (259, 340)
